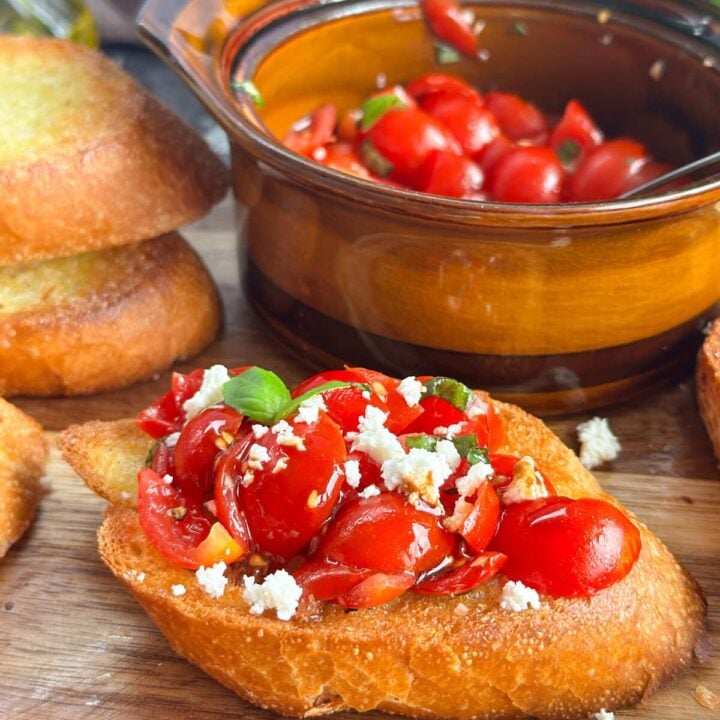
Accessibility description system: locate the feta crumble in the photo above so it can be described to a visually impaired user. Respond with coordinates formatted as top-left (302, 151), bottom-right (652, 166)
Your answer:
top-left (272, 457), bottom-right (289, 474)
top-left (499, 580), bottom-right (541, 612)
top-left (171, 584), bottom-right (187, 597)
top-left (242, 569), bottom-right (302, 621)
top-left (358, 484), bottom-right (381, 498)
top-left (576, 417), bottom-right (621, 469)
top-left (165, 432), bottom-right (180, 448)
top-left (195, 562), bottom-right (228, 599)
top-left (502, 456), bottom-right (549, 505)
top-left (162, 474), bottom-right (174, 485)
top-left (382, 447), bottom-right (455, 508)
top-left (455, 460), bottom-right (493, 498)
top-left (182, 365), bottom-right (231, 420)
top-left (444, 496), bottom-right (474, 532)
top-left (344, 460), bottom-right (362, 489)
top-left (252, 424), bottom-right (269, 439)
top-left (272, 420), bottom-right (306, 451)
top-left (591, 711), bottom-right (615, 720)
top-left (434, 422), bottom-right (465, 439)
top-left (435, 439), bottom-right (461, 472)
top-left (294, 394), bottom-right (327, 424)
top-left (466, 395), bottom-right (489, 419)
top-left (397, 376), bottom-right (423, 407)
top-left (247, 443), bottom-right (271, 470)
top-left (349, 405), bottom-right (405, 465)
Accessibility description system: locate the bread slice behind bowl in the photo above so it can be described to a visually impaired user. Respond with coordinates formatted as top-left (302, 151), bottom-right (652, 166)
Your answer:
top-left (59, 400), bottom-right (707, 719)
top-left (697, 318), bottom-right (720, 459)
top-left (0, 37), bottom-right (229, 265)
top-left (0, 233), bottom-right (221, 397)
top-left (0, 399), bottom-right (47, 557)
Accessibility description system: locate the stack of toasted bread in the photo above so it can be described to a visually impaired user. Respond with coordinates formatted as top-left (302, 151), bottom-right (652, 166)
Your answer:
top-left (0, 37), bottom-right (229, 397)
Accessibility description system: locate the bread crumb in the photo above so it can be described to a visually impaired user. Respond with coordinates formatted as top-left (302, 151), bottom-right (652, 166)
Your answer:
top-left (454, 602), bottom-right (470, 617)
top-left (590, 710), bottom-right (614, 720)
top-left (576, 417), bottom-right (621, 469)
top-left (196, 562), bottom-right (228, 599)
top-left (692, 685), bottom-right (719, 709)
top-left (171, 584), bottom-right (186, 597)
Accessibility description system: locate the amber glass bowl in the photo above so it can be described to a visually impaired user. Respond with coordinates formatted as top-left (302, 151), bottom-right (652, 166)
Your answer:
top-left (138, 0), bottom-right (720, 413)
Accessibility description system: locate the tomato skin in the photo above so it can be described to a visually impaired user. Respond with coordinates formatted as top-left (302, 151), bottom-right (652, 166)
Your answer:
top-left (293, 559), bottom-right (373, 602)
top-left (338, 572), bottom-right (416, 608)
top-left (477, 134), bottom-right (516, 180)
top-left (320, 143), bottom-right (372, 180)
top-left (414, 551), bottom-right (506, 595)
top-left (403, 395), bottom-right (466, 435)
top-left (485, 92), bottom-right (548, 143)
top-left (406, 73), bottom-right (480, 102)
top-left (550, 99), bottom-right (603, 157)
top-left (291, 370), bottom-right (358, 398)
top-left (366, 108), bottom-right (462, 187)
top-left (136, 369), bottom-right (204, 438)
top-left (420, 0), bottom-right (479, 57)
top-left (215, 413), bottom-right (347, 560)
top-left (284, 103), bottom-right (337, 157)
top-left (423, 150), bottom-right (484, 199)
top-left (489, 453), bottom-right (520, 479)
top-left (490, 496), bottom-right (642, 597)
top-left (567, 138), bottom-right (647, 202)
top-left (318, 493), bottom-right (455, 575)
top-left (490, 147), bottom-right (564, 204)
top-left (458, 481), bottom-right (500, 552)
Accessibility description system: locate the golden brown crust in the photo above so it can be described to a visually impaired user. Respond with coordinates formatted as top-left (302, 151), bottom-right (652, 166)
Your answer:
top-left (0, 234), bottom-right (221, 397)
top-left (0, 399), bottom-right (47, 557)
top-left (697, 320), bottom-right (720, 459)
top-left (61, 402), bottom-right (707, 719)
top-left (0, 38), bottom-right (229, 265)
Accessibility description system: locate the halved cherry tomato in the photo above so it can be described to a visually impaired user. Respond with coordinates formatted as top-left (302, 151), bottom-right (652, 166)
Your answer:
top-left (338, 572), bottom-right (416, 608)
top-left (320, 142), bottom-right (372, 180)
top-left (291, 369), bottom-right (358, 398)
top-left (173, 405), bottom-right (244, 502)
top-left (485, 91), bottom-right (548, 143)
top-left (489, 453), bottom-right (520, 479)
top-left (137, 468), bottom-right (246, 569)
top-left (423, 150), bottom-right (484, 198)
top-left (284, 103), bottom-right (337, 157)
top-left (317, 493), bottom-right (455, 574)
top-left (345, 450), bottom-right (383, 490)
top-left (550, 99), bottom-right (603, 158)
top-left (293, 559), bottom-right (373, 602)
top-left (477, 134), bottom-right (516, 179)
top-left (150, 441), bottom-right (176, 478)
top-left (420, 0), bottom-right (479, 57)
top-left (490, 496), bottom-right (642, 597)
top-left (215, 413), bottom-right (347, 560)
top-left (407, 73), bottom-right (480, 102)
top-left (490, 147), bottom-right (564, 204)
top-left (414, 551), bottom-right (506, 595)
top-left (403, 395), bottom-right (466, 435)
top-left (457, 481), bottom-right (500, 552)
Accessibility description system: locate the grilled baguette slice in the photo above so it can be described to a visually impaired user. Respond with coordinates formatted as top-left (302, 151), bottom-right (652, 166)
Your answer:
top-left (0, 234), bottom-right (220, 397)
top-left (697, 319), bottom-right (720, 459)
top-left (58, 399), bottom-right (707, 720)
top-left (0, 399), bottom-right (47, 557)
top-left (0, 37), bottom-right (228, 265)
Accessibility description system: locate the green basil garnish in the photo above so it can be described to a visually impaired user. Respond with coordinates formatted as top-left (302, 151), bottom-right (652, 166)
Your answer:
top-left (231, 80), bottom-right (265, 108)
top-left (406, 434), bottom-right (439, 452)
top-left (508, 21), bottom-right (529, 36)
top-left (434, 41), bottom-right (461, 65)
top-left (361, 94), bottom-right (407, 132)
top-left (422, 376), bottom-right (473, 412)
top-left (360, 139), bottom-right (394, 177)
top-left (556, 139), bottom-right (581, 165)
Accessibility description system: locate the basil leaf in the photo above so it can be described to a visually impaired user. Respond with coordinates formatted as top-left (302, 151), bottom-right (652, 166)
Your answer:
top-left (406, 434), bottom-right (439, 452)
top-left (222, 367), bottom-right (291, 424)
top-left (360, 139), bottom-right (394, 177)
top-left (276, 381), bottom-right (355, 423)
top-left (231, 80), bottom-right (265, 108)
top-left (450, 434), bottom-right (489, 465)
top-left (466, 446), bottom-right (490, 466)
top-left (556, 139), bottom-right (580, 165)
top-left (422, 377), bottom-right (473, 412)
top-left (361, 94), bottom-right (407, 132)
top-left (434, 42), bottom-right (460, 65)
top-left (508, 21), bottom-right (528, 36)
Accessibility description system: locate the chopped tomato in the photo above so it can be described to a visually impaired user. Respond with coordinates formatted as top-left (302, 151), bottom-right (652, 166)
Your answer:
top-left (284, 103), bottom-right (337, 157)
top-left (484, 91), bottom-right (548, 143)
top-left (291, 369), bottom-right (358, 398)
top-left (420, 0), bottom-right (479, 57)
top-left (345, 450), bottom-right (383, 490)
top-left (150, 441), bottom-right (176, 478)
top-left (403, 395), bottom-right (466, 435)
top-left (550, 99), bottom-right (603, 158)
top-left (489, 147), bottom-right (564, 204)
top-left (136, 368), bottom-right (204, 438)
top-left (414, 551), bottom-right (506, 595)
top-left (477, 134), bottom-right (516, 179)
top-left (320, 142), bottom-right (372, 180)
top-left (489, 453), bottom-right (520, 479)
top-left (293, 559), bottom-right (373, 602)
top-left (490, 496), bottom-right (642, 597)
top-left (423, 150), bottom-right (484, 198)
top-left (457, 481), bottom-right (500, 552)
top-left (407, 73), bottom-right (481, 102)
top-left (337, 109), bottom-right (362, 143)
top-left (338, 571), bottom-right (416, 608)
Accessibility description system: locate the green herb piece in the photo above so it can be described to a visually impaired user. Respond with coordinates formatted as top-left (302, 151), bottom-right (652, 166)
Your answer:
top-left (434, 41), bottom-right (461, 65)
top-left (406, 434), bottom-right (439, 452)
top-left (222, 367), bottom-right (292, 424)
top-left (361, 94), bottom-right (407, 132)
top-left (450, 434), bottom-right (489, 465)
top-left (508, 21), bottom-right (528, 36)
top-left (556, 139), bottom-right (581, 165)
top-left (145, 441), bottom-right (160, 468)
top-left (168, 506), bottom-right (188, 521)
top-left (466, 445), bottom-right (490, 466)
top-left (422, 377), bottom-right (473, 412)
top-left (231, 79), bottom-right (265, 108)
top-left (360, 139), bottom-right (394, 177)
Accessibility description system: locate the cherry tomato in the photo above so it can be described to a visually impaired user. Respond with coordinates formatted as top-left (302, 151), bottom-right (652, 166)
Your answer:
top-left (136, 368), bottom-right (204, 438)
top-left (137, 468), bottom-right (246, 569)
top-left (320, 142), bottom-right (372, 179)
top-left (550, 99), bottom-right (603, 158)
top-left (403, 395), bottom-right (466, 435)
top-left (173, 405), bottom-right (244, 502)
top-left (567, 138), bottom-right (648, 202)
top-left (420, 0), bottom-right (479, 57)
top-left (338, 109), bottom-right (362, 143)
top-left (414, 551), bottom-right (506, 595)
top-left (292, 559), bottom-right (372, 602)
top-left (457, 481), bottom-right (500, 552)
top-left (619, 159), bottom-right (675, 196)
top-left (215, 413), bottom-right (347, 560)
top-left (477, 135), bottom-right (516, 179)
top-left (485, 91), bottom-right (548, 143)
top-left (345, 450), bottom-right (383, 490)
top-left (317, 493), bottom-right (455, 574)
top-left (406, 73), bottom-right (480, 102)
top-left (291, 369), bottom-right (358, 397)
top-left (338, 572), bottom-right (416, 608)
top-left (489, 453), bottom-right (520, 479)
top-left (423, 150), bottom-right (484, 198)
top-left (284, 103), bottom-right (337, 157)
top-left (490, 496), bottom-right (642, 597)
top-left (150, 441), bottom-right (176, 478)
top-left (422, 92), bottom-right (500, 158)
top-left (365, 108), bottom-right (462, 187)
top-left (490, 147), bottom-right (564, 203)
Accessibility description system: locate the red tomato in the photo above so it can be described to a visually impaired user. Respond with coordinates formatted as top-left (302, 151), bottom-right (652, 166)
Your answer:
top-left (137, 468), bottom-right (246, 569)
top-left (420, 0), bottom-right (479, 57)
top-left (457, 481), bottom-right (500, 552)
top-left (490, 147), bottom-right (564, 203)
top-left (365, 108), bottom-right (462, 187)
top-left (414, 551), bottom-right (506, 595)
top-left (567, 138), bottom-right (648, 202)
top-left (284, 103), bottom-right (337, 157)
top-left (478, 135), bottom-right (516, 179)
top-left (490, 496), bottom-right (642, 597)
top-left (150, 441), bottom-right (176, 478)
top-left (550, 99), bottom-right (603, 157)
top-left (173, 405), bottom-right (244, 502)
top-left (338, 572), bottom-right (416, 608)
top-left (293, 559), bottom-right (372, 602)
top-left (406, 73), bottom-right (480, 102)
top-left (403, 395), bottom-right (466, 435)
top-left (423, 150), bottom-right (484, 198)
top-left (215, 413), bottom-right (347, 560)
top-left (619, 159), bottom-right (675, 196)
top-left (489, 453), bottom-right (520, 479)
top-left (422, 92), bottom-right (500, 158)
top-left (291, 369), bottom-right (358, 397)
top-left (486, 404), bottom-right (506, 453)
top-left (317, 493), bottom-right (455, 574)
top-left (320, 143), bottom-right (372, 180)
top-left (345, 450), bottom-right (383, 490)
top-left (485, 91), bottom-right (548, 143)
top-left (338, 109), bottom-right (362, 144)
top-left (136, 369), bottom-right (204, 438)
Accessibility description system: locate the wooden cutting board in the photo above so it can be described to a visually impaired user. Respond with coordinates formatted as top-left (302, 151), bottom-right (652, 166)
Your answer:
top-left (1, 211), bottom-right (719, 719)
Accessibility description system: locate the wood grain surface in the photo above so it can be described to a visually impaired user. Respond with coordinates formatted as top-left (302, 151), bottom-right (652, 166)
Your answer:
top-left (1, 200), bottom-right (719, 719)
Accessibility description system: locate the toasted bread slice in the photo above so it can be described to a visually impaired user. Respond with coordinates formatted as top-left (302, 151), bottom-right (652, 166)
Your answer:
top-left (0, 38), bottom-right (229, 265)
top-left (58, 400), bottom-right (706, 720)
top-left (0, 234), bottom-right (221, 396)
top-left (697, 319), bottom-right (720, 459)
top-left (0, 399), bottom-right (47, 557)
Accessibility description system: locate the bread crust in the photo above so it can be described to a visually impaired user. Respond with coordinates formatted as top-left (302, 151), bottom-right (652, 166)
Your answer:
top-left (0, 234), bottom-right (221, 396)
top-left (697, 319), bottom-right (720, 459)
top-left (0, 38), bottom-right (229, 265)
top-left (0, 399), bottom-right (47, 557)
top-left (59, 402), bottom-right (707, 719)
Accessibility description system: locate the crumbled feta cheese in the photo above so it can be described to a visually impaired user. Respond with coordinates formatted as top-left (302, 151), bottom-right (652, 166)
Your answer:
top-left (456, 460), bottom-right (494, 497)
top-left (358, 484), bottom-right (381, 498)
top-left (171, 584), bottom-right (187, 597)
top-left (444, 497), bottom-right (474, 532)
top-left (195, 562), bottom-right (228, 599)
top-left (272, 457), bottom-right (289, 474)
top-left (294, 394), bottom-right (327, 424)
top-left (576, 417), bottom-right (621, 469)
top-left (241, 470), bottom-right (255, 487)
top-left (434, 422), bottom-right (465, 439)
top-left (272, 420), bottom-right (306, 451)
top-left (182, 365), bottom-right (231, 420)
top-left (361, 390), bottom-right (371, 400)
top-left (165, 432), bottom-right (180, 448)
top-left (350, 405), bottom-right (405, 465)
top-left (247, 443), bottom-right (271, 470)
top-left (120, 491), bottom-right (131, 501)
top-left (252, 424), bottom-right (269, 439)
top-left (435, 439), bottom-right (462, 472)
top-left (344, 459), bottom-right (362, 489)
top-left (397, 376), bottom-right (423, 407)
top-left (499, 580), bottom-right (541, 612)
top-left (466, 394), bottom-right (490, 419)
top-left (162, 474), bottom-right (174, 485)
top-left (382, 447), bottom-right (455, 508)
top-left (591, 711), bottom-right (615, 720)
top-left (502, 456), bottom-right (549, 505)
top-left (242, 569), bottom-right (302, 621)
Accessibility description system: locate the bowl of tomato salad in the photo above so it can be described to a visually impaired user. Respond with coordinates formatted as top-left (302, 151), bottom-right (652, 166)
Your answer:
top-left (138, 0), bottom-right (720, 414)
